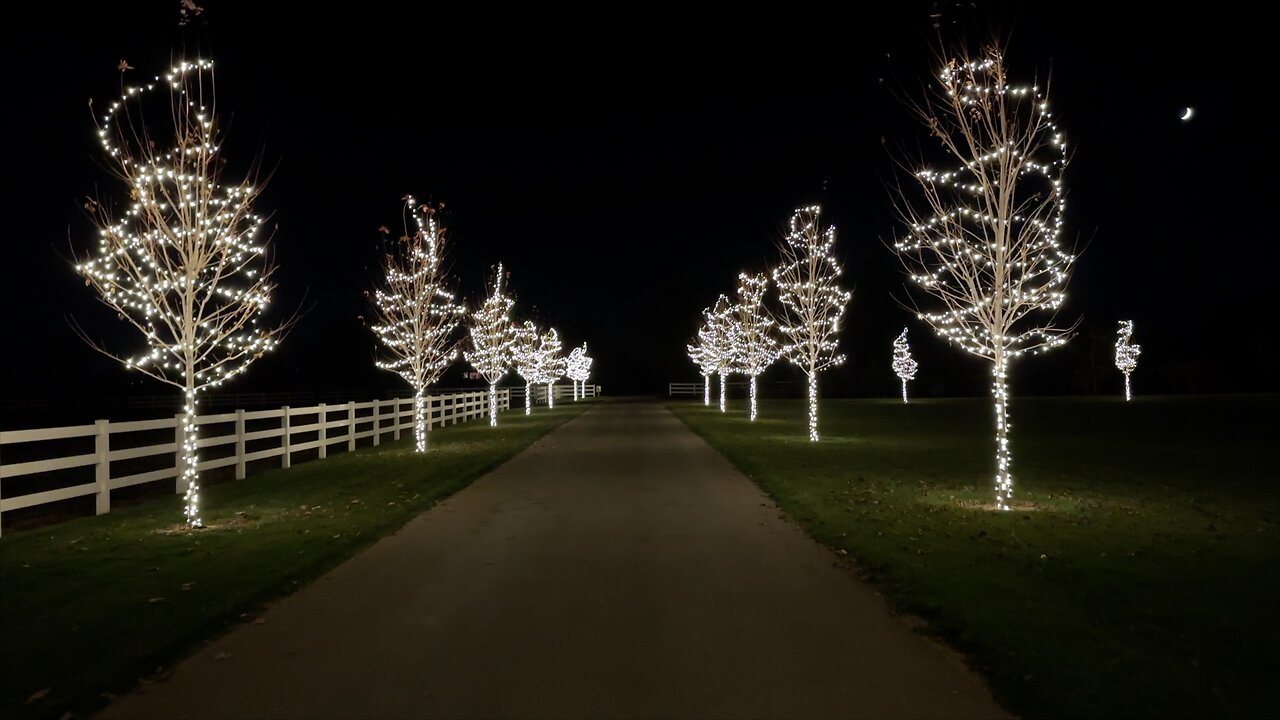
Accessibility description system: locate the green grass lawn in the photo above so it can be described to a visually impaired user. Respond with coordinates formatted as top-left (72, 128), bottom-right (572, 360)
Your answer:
top-left (0, 405), bottom-right (585, 720)
top-left (671, 395), bottom-right (1280, 720)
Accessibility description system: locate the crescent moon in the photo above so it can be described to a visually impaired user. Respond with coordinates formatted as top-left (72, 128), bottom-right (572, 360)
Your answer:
top-left (1180, 107), bottom-right (1194, 121)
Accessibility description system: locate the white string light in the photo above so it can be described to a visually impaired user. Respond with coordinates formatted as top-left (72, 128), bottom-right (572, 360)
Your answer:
top-left (686, 337), bottom-right (717, 406)
top-left (892, 327), bottom-right (919, 403)
top-left (892, 46), bottom-right (1074, 510)
top-left (533, 328), bottom-right (565, 409)
top-left (1115, 320), bottom-right (1141, 401)
top-left (702, 295), bottom-right (741, 413)
top-left (76, 58), bottom-right (281, 528)
top-left (370, 197), bottom-right (464, 451)
top-left (772, 206), bottom-right (850, 441)
top-left (465, 264), bottom-right (516, 427)
top-left (732, 272), bottom-right (780, 421)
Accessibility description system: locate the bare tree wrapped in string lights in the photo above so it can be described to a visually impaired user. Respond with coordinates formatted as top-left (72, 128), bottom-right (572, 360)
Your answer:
top-left (530, 327), bottom-right (565, 409)
top-left (772, 206), bottom-right (850, 441)
top-left (369, 197), bottom-right (465, 452)
top-left (702, 295), bottom-right (741, 413)
top-left (465, 264), bottom-right (516, 427)
top-left (732, 272), bottom-right (780, 421)
top-left (891, 44), bottom-right (1076, 510)
top-left (1114, 320), bottom-right (1141, 401)
top-left (510, 321), bottom-right (541, 415)
top-left (566, 343), bottom-right (592, 400)
top-left (686, 334), bottom-right (717, 406)
top-left (75, 59), bottom-right (284, 528)
top-left (892, 327), bottom-right (919, 403)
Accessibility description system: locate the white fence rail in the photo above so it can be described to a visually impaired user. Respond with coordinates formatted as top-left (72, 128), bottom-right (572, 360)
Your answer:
top-left (509, 383), bottom-right (600, 402)
top-left (669, 382), bottom-right (703, 397)
top-left (0, 389), bottom-right (519, 535)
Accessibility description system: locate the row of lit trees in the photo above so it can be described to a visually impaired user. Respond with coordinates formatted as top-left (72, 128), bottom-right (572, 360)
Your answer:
top-left (74, 59), bottom-right (593, 528)
top-left (688, 43), bottom-right (1092, 510)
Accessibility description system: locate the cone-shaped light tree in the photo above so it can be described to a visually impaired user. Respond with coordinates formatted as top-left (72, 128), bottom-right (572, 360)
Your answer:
top-left (772, 206), bottom-right (850, 441)
top-left (369, 197), bottom-right (464, 452)
top-left (566, 343), bottom-right (592, 400)
top-left (732, 272), bottom-right (780, 421)
top-left (465, 264), bottom-right (516, 427)
top-left (686, 336), bottom-right (717, 406)
top-left (533, 328), bottom-right (565, 408)
top-left (891, 44), bottom-right (1075, 510)
top-left (75, 59), bottom-right (283, 528)
top-left (702, 295), bottom-right (740, 413)
top-left (1114, 320), bottom-right (1141, 401)
top-left (511, 320), bottom-right (541, 415)
top-left (892, 327), bottom-right (919, 403)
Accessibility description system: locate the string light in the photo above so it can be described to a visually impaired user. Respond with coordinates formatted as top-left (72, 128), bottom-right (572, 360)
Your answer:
top-left (700, 295), bottom-right (740, 413)
top-left (731, 272), bottom-right (780, 421)
top-left (369, 197), bottom-right (464, 451)
top-left (772, 206), bottom-right (850, 441)
top-left (1115, 320), bottom-right (1141, 401)
top-left (892, 327), bottom-right (919, 403)
top-left (686, 337), bottom-right (717, 406)
top-left (891, 46), bottom-right (1075, 510)
top-left (465, 264), bottom-right (517, 427)
top-left (76, 58), bottom-right (281, 528)
top-left (566, 343), bottom-right (592, 401)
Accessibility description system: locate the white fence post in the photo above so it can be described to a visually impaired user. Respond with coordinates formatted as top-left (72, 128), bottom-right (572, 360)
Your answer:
top-left (174, 412), bottom-right (185, 495)
top-left (348, 400), bottom-right (357, 452)
top-left (95, 419), bottom-right (110, 515)
top-left (393, 399), bottom-right (402, 441)
top-left (427, 395), bottom-right (434, 433)
top-left (282, 406), bottom-right (292, 469)
top-left (318, 403), bottom-right (327, 459)
top-left (372, 401), bottom-right (381, 447)
top-left (235, 409), bottom-right (247, 480)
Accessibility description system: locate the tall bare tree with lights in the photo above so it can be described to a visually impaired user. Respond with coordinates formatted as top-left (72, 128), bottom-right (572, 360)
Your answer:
top-left (75, 59), bottom-right (283, 528)
top-left (369, 197), bottom-right (464, 452)
top-left (687, 333), bottom-right (717, 406)
top-left (702, 295), bottom-right (740, 413)
top-left (772, 206), bottom-right (850, 441)
top-left (732, 272), bottom-right (780, 421)
top-left (465, 264), bottom-right (516, 427)
top-left (891, 43), bottom-right (1075, 510)
top-left (566, 343), bottom-right (592, 400)
top-left (892, 327), bottom-right (919, 403)
top-left (1114, 320), bottom-right (1141, 401)
top-left (533, 327), bottom-right (565, 408)
top-left (511, 320), bottom-right (541, 415)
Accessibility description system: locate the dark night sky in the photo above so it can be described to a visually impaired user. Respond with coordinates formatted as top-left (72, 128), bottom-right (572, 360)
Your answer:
top-left (1, 2), bottom-right (1271, 417)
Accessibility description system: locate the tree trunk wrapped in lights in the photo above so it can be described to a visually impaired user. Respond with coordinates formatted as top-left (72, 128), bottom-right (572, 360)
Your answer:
top-left (891, 44), bottom-right (1075, 510)
top-left (511, 321), bottom-right (541, 416)
top-left (732, 272), bottom-right (780, 421)
top-left (772, 206), bottom-right (850, 441)
top-left (892, 327), bottom-right (919, 403)
top-left (465, 264), bottom-right (516, 427)
top-left (75, 59), bottom-right (283, 528)
top-left (566, 343), bottom-right (593, 401)
top-left (369, 197), bottom-right (464, 451)
top-left (1114, 320), bottom-right (1141, 401)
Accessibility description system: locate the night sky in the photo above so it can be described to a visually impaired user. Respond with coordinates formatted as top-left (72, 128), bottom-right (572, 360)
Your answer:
top-left (1, 2), bottom-right (1270, 417)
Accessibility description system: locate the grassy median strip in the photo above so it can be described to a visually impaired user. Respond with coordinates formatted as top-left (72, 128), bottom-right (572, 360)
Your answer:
top-left (671, 396), bottom-right (1279, 720)
top-left (1, 405), bottom-right (586, 720)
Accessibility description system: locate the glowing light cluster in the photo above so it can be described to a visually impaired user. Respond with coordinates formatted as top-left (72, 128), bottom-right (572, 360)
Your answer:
top-left (512, 321), bottom-right (542, 415)
top-left (686, 337), bottom-right (718, 406)
top-left (369, 197), bottom-right (464, 452)
top-left (566, 343), bottom-right (593, 400)
top-left (76, 58), bottom-right (281, 528)
top-left (465, 264), bottom-right (517, 427)
top-left (892, 46), bottom-right (1074, 510)
top-left (772, 206), bottom-right (850, 441)
top-left (532, 328), bottom-right (565, 409)
top-left (700, 295), bottom-right (741, 413)
top-left (1114, 320), bottom-right (1141, 401)
top-left (731, 272), bottom-right (780, 421)
top-left (892, 327), bottom-right (919, 403)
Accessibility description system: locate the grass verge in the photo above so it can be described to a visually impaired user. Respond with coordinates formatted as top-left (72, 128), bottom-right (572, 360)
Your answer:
top-left (1, 404), bottom-right (585, 720)
top-left (670, 396), bottom-right (1279, 719)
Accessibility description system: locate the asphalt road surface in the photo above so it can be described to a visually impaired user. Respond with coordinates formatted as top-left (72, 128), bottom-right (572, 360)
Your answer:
top-left (102, 402), bottom-right (1007, 719)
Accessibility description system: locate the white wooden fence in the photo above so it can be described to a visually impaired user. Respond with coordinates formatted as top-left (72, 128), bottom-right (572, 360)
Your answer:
top-left (0, 389), bottom-right (517, 536)
top-left (510, 383), bottom-right (600, 402)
